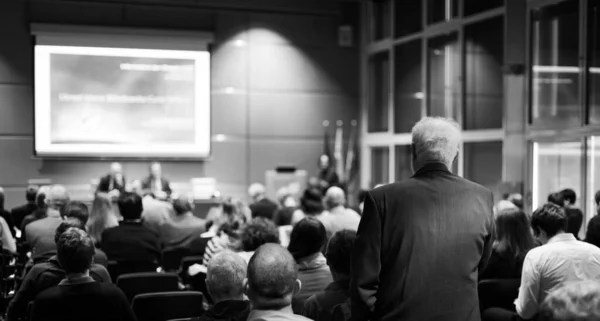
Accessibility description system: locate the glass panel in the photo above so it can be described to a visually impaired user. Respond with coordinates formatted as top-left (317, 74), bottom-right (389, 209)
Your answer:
top-left (395, 40), bottom-right (423, 133)
top-left (587, 137), bottom-right (600, 223)
top-left (531, 1), bottom-right (580, 127)
top-left (368, 52), bottom-right (390, 132)
top-left (428, 0), bottom-right (458, 24)
top-left (428, 33), bottom-right (460, 119)
top-left (395, 145), bottom-right (413, 181)
top-left (372, 0), bottom-right (391, 41)
top-left (464, 17), bottom-right (504, 130)
top-left (588, 0), bottom-right (600, 124)
top-left (532, 141), bottom-right (582, 211)
top-left (395, 0), bottom-right (422, 38)
top-left (371, 147), bottom-right (390, 187)
top-left (464, 0), bottom-right (503, 16)
top-left (463, 142), bottom-right (503, 195)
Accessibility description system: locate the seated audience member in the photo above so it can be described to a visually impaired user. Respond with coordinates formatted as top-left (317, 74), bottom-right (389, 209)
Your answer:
top-left (538, 281), bottom-right (600, 321)
top-left (560, 188), bottom-right (584, 239)
top-left (547, 192), bottom-right (565, 207)
top-left (86, 194), bottom-right (119, 246)
top-left (481, 208), bottom-right (535, 280)
top-left (191, 251), bottom-right (251, 321)
top-left (161, 196), bottom-right (206, 250)
top-left (507, 193), bottom-right (524, 210)
top-left (7, 220), bottom-right (111, 321)
top-left (287, 217), bottom-right (333, 314)
top-left (515, 203), bottom-right (600, 320)
top-left (60, 202), bottom-right (109, 267)
top-left (323, 187), bottom-right (361, 234)
top-left (248, 183), bottom-right (278, 220)
top-left (237, 217), bottom-right (280, 262)
top-left (101, 192), bottom-right (161, 265)
top-left (273, 188), bottom-right (297, 227)
top-left (291, 188), bottom-right (330, 227)
top-left (245, 243), bottom-right (311, 321)
top-left (25, 185), bottom-right (70, 260)
top-left (303, 230), bottom-right (356, 321)
top-left (131, 180), bottom-right (173, 238)
top-left (141, 162), bottom-right (172, 199)
top-left (21, 186), bottom-right (51, 235)
top-left (11, 185), bottom-right (38, 231)
top-left (31, 228), bottom-right (134, 321)
top-left (0, 187), bottom-right (16, 237)
top-left (585, 190), bottom-right (600, 248)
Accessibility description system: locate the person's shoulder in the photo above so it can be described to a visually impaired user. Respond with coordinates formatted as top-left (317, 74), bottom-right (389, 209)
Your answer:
top-left (34, 284), bottom-right (61, 301)
top-left (11, 203), bottom-right (27, 213)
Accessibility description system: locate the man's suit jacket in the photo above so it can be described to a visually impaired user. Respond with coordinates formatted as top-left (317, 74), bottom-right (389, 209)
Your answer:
top-left (141, 177), bottom-right (172, 196)
top-left (350, 163), bottom-right (494, 321)
top-left (100, 221), bottom-right (162, 264)
top-left (11, 202), bottom-right (37, 230)
top-left (96, 174), bottom-right (126, 193)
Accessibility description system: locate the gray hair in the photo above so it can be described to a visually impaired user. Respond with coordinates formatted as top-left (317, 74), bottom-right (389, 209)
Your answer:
top-left (324, 186), bottom-right (346, 209)
top-left (539, 281), bottom-right (600, 321)
top-left (46, 185), bottom-right (70, 209)
top-left (411, 117), bottom-right (461, 170)
top-left (206, 250), bottom-right (247, 300)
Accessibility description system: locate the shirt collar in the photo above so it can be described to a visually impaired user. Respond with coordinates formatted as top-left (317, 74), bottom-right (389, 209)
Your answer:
top-left (547, 233), bottom-right (577, 244)
top-left (59, 275), bottom-right (95, 286)
top-left (248, 306), bottom-right (294, 319)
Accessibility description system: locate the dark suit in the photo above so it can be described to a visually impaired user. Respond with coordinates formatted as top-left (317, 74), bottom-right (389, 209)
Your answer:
top-left (96, 174), bottom-right (126, 194)
top-left (11, 202), bottom-right (37, 230)
top-left (100, 221), bottom-right (162, 264)
top-left (350, 163), bottom-right (494, 321)
top-left (141, 176), bottom-right (172, 196)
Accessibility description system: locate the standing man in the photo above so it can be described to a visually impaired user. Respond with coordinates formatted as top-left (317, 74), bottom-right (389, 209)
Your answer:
top-left (350, 117), bottom-right (494, 321)
top-left (96, 162), bottom-right (126, 197)
top-left (142, 162), bottom-right (172, 200)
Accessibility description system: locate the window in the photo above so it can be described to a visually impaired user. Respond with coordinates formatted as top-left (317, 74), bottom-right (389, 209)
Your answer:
top-left (394, 40), bottom-right (423, 133)
top-left (532, 141), bottom-right (582, 210)
top-left (588, 0), bottom-right (600, 124)
top-left (428, 0), bottom-right (458, 24)
top-left (395, 0), bottom-right (423, 38)
top-left (368, 52), bottom-right (390, 132)
top-left (427, 33), bottom-right (460, 119)
top-left (463, 142), bottom-right (503, 193)
top-left (530, 1), bottom-right (580, 127)
top-left (464, 0), bottom-right (503, 16)
top-left (371, 147), bottom-right (390, 187)
top-left (464, 17), bottom-right (504, 130)
top-left (372, 0), bottom-right (391, 41)
top-left (395, 145), bottom-right (413, 181)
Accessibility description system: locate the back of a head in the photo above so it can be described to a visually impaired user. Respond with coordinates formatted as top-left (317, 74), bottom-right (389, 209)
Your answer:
top-left (560, 189), bottom-right (577, 205)
top-left (326, 230), bottom-right (357, 275)
top-left (241, 217), bottom-right (280, 252)
top-left (494, 208), bottom-right (535, 258)
top-left (172, 196), bottom-right (193, 215)
top-left (247, 243), bottom-right (297, 309)
top-left (61, 201), bottom-right (90, 225)
top-left (248, 183), bottom-right (266, 199)
top-left (217, 198), bottom-right (247, 233)
top-left (55, 218), bottom-right (87, 244)
top-left (46, 185), bottom-right (70, 210)
top-left (118, 192), bottom-right (143, 220)
top-left (36, 186), bottom-right (51, 208)
top-left (287, 216), bottom-right (327, 261)
top-left (26, 185), bottom-right (39, 202)
top-left (324, 186), bottom-right (346, 209)
top-left (531, 203), bottom-right (568, 238)
top-left (548, 192), bottom-right (565, 207)
top-left (507, 193), bottom-right (524, 209)
top-left (300, 188), bottom-right (325, 215)
top-left (57, 227), bottom-right (95, 274)
top-left (207, 251), bottom-right (247, 302)
top-left (411, 117), bottom-right (461, 170)
top-left (539, 281), bottom-right (600, 321)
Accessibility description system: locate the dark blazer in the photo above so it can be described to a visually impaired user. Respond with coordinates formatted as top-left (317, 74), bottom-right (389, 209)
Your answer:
top-left (96, 174), bottom-right (126, 194)
top-left (480, 249), bottom-right (528, 280)
top-left (141, 176), bottom-right (172, 196)
top-left (350, 163), bottom-right (494, 321)
top-left (100, 221), bottom-right (162, 264)
top-left (11, 202), bottom-right (37, 230)
top-left (250, 198), bottom-right (279, 220)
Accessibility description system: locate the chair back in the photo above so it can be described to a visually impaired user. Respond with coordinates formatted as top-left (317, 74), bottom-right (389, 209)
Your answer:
top-left (179, 256), bottom-right (204, 285)
top-left (132, 291), bottom-right (204, 321)
top-left (162, 248), bottom-right (191, 272)
top-left (478, 278), bottom-right (521, 312)
top-left (108, 260), bottom-right (158, 283)
top-left (116, 272), bottom-right (180, 302)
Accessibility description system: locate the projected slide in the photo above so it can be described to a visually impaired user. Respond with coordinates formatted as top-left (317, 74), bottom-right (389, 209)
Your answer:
top-left (35, 46), bottom-right (210, 158)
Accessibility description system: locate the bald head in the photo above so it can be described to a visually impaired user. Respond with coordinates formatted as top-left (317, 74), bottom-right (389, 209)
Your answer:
top-left (246, 243), bottom-right (298, 309)
top-left (324, 186), bottom-right (346, 209)
top-left (207, 251), bottom-right (247, 303)
top-left (411, 117), bottom-right (461, 171)
top-left (46, 185), bottom-right (70, 210)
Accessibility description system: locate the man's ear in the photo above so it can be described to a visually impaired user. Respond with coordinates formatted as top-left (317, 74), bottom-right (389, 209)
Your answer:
top-left (293, 279), bottom-right (302, 296)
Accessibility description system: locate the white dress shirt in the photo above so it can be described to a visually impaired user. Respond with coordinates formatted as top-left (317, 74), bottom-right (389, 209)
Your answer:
top-left (515, 233), bottom-right (600, 319)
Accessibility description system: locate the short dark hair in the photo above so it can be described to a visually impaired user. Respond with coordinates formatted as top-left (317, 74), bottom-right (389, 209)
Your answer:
top-left (531, 203), bottom-right (568, 238)
top-left (240, 217), bottom-right (280, 252)
top-left (539, 281), bottom-right (600, 321)
top-left (300, 188), bottom-right (325, 215)
top-left (60, 201), bottom-right (90, 225)
top-left (326, 230), bottom-right (356, 275)
top-left (247, 244), bottom-right (297, 303)
top-left (560, 189), bottom-right (577, 204)
top-left (548, 193), bottom-right (565, 207)
top-left (55, 218), bottom-right (86, 244)
top-left (172, 197), bottom-right (193, 215)
top-left (26, 185), bottom-right (39, 202)
top-left (287, 217), bottom-right (327, 262)
top-left (57, 228), bottom-right (95, 274)
top-left (118, 192), bottom-right (143, 220)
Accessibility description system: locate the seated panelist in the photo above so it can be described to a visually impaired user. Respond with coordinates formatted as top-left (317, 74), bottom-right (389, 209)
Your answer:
top-left (141, 162), bottom-right (172, 200)
top-left (96, 162), bottom-right (126, 200)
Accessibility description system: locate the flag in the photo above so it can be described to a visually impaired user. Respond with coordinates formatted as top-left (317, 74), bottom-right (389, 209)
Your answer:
top-left (345, 120), bottom-right (358, 183)
top-left (334, 123), bottom-right (345, 182)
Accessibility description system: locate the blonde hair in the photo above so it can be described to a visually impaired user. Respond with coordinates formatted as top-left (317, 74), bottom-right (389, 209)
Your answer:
top-left (86, 194), bottom-right (118, 245)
